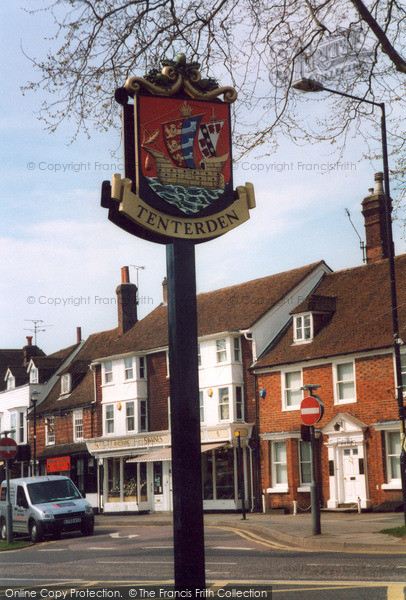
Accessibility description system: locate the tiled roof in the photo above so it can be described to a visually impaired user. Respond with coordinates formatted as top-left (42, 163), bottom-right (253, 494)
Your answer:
top-left (105, 261), bottom-right (326, 355)
top-left (0, 347), bottom-right (44, 391)
top-left (254, 254), bottom-right (406, 369)
top-left (290, 294), bottom-right (337, 314)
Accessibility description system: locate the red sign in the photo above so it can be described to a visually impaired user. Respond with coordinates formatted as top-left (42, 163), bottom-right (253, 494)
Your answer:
top-left (0, 438), bottom-right (18, 460)
top-left (300, 396), bottom-right (324, 426)
top-left (47, 456), bottom-right (71, 473)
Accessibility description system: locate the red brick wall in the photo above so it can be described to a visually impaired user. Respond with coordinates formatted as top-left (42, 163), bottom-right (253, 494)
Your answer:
top-left (147, 352), bottom-right (170, 431)
top-left (257, 351), bottom-right (400, 510)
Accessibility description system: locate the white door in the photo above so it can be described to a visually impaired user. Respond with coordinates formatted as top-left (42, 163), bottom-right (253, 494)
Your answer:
top-left (341, 447), bottom-right (359, 503)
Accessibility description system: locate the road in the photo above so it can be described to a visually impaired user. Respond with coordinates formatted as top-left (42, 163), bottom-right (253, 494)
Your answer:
top-left (0, 524), bottom-right (404, 600)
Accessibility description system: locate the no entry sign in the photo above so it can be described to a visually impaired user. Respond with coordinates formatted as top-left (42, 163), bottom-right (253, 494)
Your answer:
top-left (0, 437), bottom-right (18, 460)
top-left (300, 395), bottom-right (324, 426)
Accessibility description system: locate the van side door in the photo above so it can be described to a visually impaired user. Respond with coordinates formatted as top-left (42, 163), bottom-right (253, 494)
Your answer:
top-left (14, 485), bottom-right (30, 533)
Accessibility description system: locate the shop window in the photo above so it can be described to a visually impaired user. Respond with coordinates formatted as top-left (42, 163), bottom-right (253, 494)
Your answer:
top-left (107, 457), bottom-right (120, 502)
top-left (202, 451), bottom-right (214, 499)
top-left (199, 391), bottom-right (204, 423)
top-left (215, 447), bottom-right (234, 500)
top-left (61, 374), bottom-right (71, 395)
top-left (283, 370), bottom-right (302, 409)
top-left (386, 431), bottom-right (401, 484)
top-left (124, 357), bottom-right (134, 380)
top-left (46, 416), bottom-right (55, 445)
top-left (299, 440), bottom-right (311, 486)
top-left (234, 337), bottom-right (241, 362)
top-left (126, 401), bottom-right (135, 432)
top-left (272, 441), bottom-right (288, 488)
top-left (105, 404), bottom-right (114, 434)
top-left (124, 461), bottom-right (138, 501)
top-left (294, 314), bottom-right (313, 342)
top-left (335, 362), bottom-right (356, 403)
top-left (236, 386), bottom-right (243, 421)
top-left (154, 462), bottom-right (163, 494)
top-left (216, 338), bottom-right (227, 363)
top-left (104, 361), bottom-right (113, 384)
top-left (139, 462), bottom-right (148, 502)
top-left (139, 356), bottom-right (146, 379)
top-left (219, 387), bottom-right (229, 421)
top-left (139, 400), bottom-right (148, 432)
top-left (73, 409), bottom-right (83, 441)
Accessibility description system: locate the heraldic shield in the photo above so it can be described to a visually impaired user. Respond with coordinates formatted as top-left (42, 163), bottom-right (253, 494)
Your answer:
top-left (136, 95), bottom-right (234, 217)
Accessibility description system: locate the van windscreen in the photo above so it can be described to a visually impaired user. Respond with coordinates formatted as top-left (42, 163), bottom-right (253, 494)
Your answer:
top-left (27, 479), bottom-right (81, 504)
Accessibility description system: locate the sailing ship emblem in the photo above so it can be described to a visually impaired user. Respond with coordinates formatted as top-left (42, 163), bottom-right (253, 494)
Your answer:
top-left (137, 96), bottom-right (233, 216)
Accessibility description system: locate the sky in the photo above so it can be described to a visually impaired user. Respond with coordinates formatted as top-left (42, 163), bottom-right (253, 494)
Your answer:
top-left (1, 3), bottom-right (405, 355)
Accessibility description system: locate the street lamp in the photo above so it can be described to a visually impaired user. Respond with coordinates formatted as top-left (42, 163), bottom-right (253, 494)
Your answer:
top-left (30, 391), bottom-right (40, 476)
top-left (292, 77), bottom-right (406, 523)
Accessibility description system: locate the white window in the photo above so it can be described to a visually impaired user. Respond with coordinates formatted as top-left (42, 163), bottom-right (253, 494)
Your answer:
top-left (199, 391), bottom-right (204, 423)
top-left (283, 370), bottom-right (302, 409)
top-left (197, 343), bottom-right (201, 367)
top-left (234, 337), bottom-right (241, 362)
top-left (126, 401), bottom-right (135, 432)
top-left (73, 409), bottom-right (83, 441)
top-left (46, 416), bottom-right (55, 445)
top-left (10, 413), bottom-right (16, 440)
top-left (401, 354), bottom-right (406, 395)
top-left (124, 357), bottom-right (134, 380)
top-left (139, 399), bottom-right (147, 432)
top-left (104, 361), bottom-right (113, 384)
top-left (105, 404), bottom-right (114, 434)
top-left (294, 314), bottom-right (313, 342)
top-left (0, 413), bottom-right (2, 433)
top-left (30, 368), bottom-right (39, 384)
top-left (166, 352), bottom-right (170, 378)
top-left (61, 373), bottom-right (71, 395)
top-left (386, 431), bottom-right (401, 484)
top-left (7, 375), bottom-right (15, 390)
top-left (219, 387), bottom-right (229, 420)
top-left (335, 362), bottom-right (356, 403)
top-left (216, 339), bottom-right (227, 363)
top-left (236, 386), bottom-right (243, 421)
top-left (299, 441), bottom-right (311, 487)
top-left (139, 356), bottom-right (146, 379)
top-left (18, 411), bottom-right (25, 444)
top-left (272, 441), bottom-right (288, 487)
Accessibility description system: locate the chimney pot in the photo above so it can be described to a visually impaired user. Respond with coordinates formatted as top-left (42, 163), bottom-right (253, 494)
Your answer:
top-left (76, 327), bottom-right (82, 343)
top-left (121, 266), bottom-right (130, 284)
top-left (162, 277), bottom-right (168, 303)
top-left (374, 172), bottom-right (384, 194)
top-left (368, 188), bottom-right (374, 194)
top-left (26, 336), bottom-right (33, 347)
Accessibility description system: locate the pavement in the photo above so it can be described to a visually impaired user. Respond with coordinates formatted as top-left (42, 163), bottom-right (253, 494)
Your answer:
top-left (95, 509), bottom-right (406, 554)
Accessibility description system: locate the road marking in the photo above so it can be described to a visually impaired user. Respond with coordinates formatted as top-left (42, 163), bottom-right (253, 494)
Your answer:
top-left (213, 546), bottom-right (253, 551)
top-left (212, 525), bottom-right (291, 550)
top-left (109, 532), bottom-right (138, 539)
top-left (87, 547), bottom-right (117, 550)
top-left (38, 549), bottom-right (65, 552)
top-left (387, 583), bottom-right (406, 600)
top-left (143, 545), bottom-right (173, 549)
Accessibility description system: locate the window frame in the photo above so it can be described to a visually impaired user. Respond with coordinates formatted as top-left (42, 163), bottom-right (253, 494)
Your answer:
top-left (104, 361), bottom-right (113, 384)
top-left (401, 353), bottom-right (406, 396)
top-left (6, 375), bottom-right (15, 390)
top-left (270, 440), bottom-right (288, 492)
top-left (139, 399), bottom-right (148, 432)
top-left (61, 373), bottom-right (71, 395)
top-left (197, 343), bottom-right (201, 367)
top-left (105, 404), bottom-right (114, 435)
top-left (218, 387), bottom-right (230, 421)
top-left (199, 390), bottom-right (204, 423)
top-left (236, 386), bottom-right (244, 421)
top-left (233, 337), bottom-right (241, 362)
top-left (139, 356), bottom-right (146, 379)
top-left (216, 338), bottom-right (227, 364)
top-left (384, 430), bottom-right (401, 488)
top-left (126, 401), bottom-right (135, 432)
top-left (282, 369), bottom-right (303, 411)
top-left (293, 313), bottom-right (313, 343)
top-left (124, 357), bottom-right (134, 380)
top-left (298, 440), bottom-right (311, 489)
top-left (334, 360), bottom-right (356, 404)
top-left (30, 368), bottom-right (39, 384)
top-left (46, 415), bottom-right (55, 446)
top-left (73, 409), bottom-right (84, 441)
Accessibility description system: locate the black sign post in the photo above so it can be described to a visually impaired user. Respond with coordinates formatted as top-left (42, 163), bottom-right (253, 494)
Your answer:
top-left (101, 55), bottom-right (255, 592)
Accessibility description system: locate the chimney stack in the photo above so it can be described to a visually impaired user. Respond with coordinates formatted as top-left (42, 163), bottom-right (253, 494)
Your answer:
top-left (76, 327), bottom-right (82, 344)
top-left (162, 277), bottom-right (168, 303)
top-left (26, 336), bottom-right (33, 346)
top-left (361, 172), bottom-right (391, 264)
top-left (116, 266), bottom-right (138, 335)
top-left (23, 336), bottom-right (37, 365)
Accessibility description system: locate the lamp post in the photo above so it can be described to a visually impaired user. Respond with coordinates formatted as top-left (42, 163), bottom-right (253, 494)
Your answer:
top-left (292, 78), bottom-right (406, 524)
top-left (30, 391), bottom-right (40, 476)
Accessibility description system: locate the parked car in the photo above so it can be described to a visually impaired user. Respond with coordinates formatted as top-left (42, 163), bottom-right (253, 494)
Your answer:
top-left (0, 475), bottom-right (94, 543)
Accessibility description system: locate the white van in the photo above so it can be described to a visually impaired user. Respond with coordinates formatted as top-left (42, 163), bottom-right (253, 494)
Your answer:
top-left (0, 475), bottom-right (94, 543)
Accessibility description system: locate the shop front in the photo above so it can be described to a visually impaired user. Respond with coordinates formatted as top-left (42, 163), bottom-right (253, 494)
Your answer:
top-left (87, 424), bottom-right (254, 513)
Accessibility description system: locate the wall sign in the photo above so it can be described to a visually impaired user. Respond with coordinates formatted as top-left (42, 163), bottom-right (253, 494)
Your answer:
top-left (47, 456), bottom-right (71, 473)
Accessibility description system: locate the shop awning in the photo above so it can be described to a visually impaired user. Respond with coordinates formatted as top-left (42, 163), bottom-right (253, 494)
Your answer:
top-left (126, 442), bottom-right (228, 463)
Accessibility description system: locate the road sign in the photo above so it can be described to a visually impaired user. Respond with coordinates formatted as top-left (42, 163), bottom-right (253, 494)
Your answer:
top-left (301, 395), bottom-right (324, 426)
top-left (0, 438), bottom-right (18, 460)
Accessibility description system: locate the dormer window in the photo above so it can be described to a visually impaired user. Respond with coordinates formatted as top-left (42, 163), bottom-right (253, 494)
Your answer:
top-left (294, 314), bottom-right (313, 343)
top-left (6, 375), bottom-right (15, 390)
top-left (30, 368), bottom-right (39, 384)
top-left (61, 373), bottom-right (71, 395)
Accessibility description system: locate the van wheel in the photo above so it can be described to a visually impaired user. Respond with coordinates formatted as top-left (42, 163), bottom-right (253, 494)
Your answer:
top-left (29, 520), bottom-right (43, 543)
top-left (81, 522), bottom-right (94, 536)
top-left (0, 519), bottom-right (6, 541)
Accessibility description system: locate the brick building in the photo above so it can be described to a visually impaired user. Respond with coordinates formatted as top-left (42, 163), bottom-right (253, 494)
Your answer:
top-left (253, 175), bottom-right (406, 512)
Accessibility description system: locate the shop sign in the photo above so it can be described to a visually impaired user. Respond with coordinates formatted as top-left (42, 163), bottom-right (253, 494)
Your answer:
top-left (47, 456), bottom-right (71, 473)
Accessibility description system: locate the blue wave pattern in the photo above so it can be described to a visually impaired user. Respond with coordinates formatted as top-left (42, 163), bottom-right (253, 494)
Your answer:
top-left (147, 177), bottom-right (223, 215)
